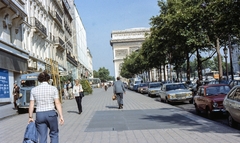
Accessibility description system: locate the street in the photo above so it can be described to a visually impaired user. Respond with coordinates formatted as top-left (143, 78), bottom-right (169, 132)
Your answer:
top-left (1, 87), bottom-right (240, 143)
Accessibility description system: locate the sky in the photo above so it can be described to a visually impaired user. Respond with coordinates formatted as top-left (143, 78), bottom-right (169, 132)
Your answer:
top-left (75, 0), bottom-right (160, 76)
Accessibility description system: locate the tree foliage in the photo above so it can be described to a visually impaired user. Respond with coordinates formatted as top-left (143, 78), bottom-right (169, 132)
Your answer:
top-left (93, 67), bottom-right (114, 82)
top-left (120, 0), bottom-right (240, 81)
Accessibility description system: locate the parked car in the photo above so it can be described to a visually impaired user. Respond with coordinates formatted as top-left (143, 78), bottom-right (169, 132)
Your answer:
top-left (137, 83), bottom-right (149, 94)
top-left (208, 80), bottom-right (229, 85)
top-left (194, 84), bottom-right (231, 119)
top-left (133, 83), bottom-right (141, 92)
top-left (228, 80), bottom-right (240, 89)
top-left (158, 83), bottom-right (192, 103)
top-left (129, 80), bottom-right (141, 90)
top-left (223, 85), bottom-right (240, 128)
top-left (148, 82), bottom-right (162, 97)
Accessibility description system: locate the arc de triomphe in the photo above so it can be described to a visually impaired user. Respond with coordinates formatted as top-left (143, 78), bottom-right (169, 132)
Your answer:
top-left (110, 28), bottom-right (150, 79)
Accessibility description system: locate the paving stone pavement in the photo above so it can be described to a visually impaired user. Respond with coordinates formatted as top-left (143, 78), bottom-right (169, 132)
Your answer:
top-left (0, 87), bottom-right (240, 143)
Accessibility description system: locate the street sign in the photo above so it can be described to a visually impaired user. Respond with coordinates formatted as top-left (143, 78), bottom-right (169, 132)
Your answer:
top-left (0, 68), bottom-right (9, 98)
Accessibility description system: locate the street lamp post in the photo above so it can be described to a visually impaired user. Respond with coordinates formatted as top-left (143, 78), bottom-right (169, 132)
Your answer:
top-left (223, 47), bottom-right (228, 81)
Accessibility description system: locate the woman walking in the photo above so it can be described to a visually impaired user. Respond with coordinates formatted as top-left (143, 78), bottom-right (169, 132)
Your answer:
top-left (73, 79), bottom-right (84, 114)
top-left (28, 71), bottom-right (64, 143)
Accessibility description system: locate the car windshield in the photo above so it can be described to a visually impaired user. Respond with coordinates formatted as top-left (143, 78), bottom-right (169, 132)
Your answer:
top-left (140, 83), bottom-right (148, 87)
top-left (149, 83), bottom-right (161, 88)
top-left (21, 80), bottom-right (37, 87)
top-left (206, 85), bottom-right (230, 96)
top-left (135, 81), bottom-right (141, 84)
top-left (166, 84), bottom-right (186, 91)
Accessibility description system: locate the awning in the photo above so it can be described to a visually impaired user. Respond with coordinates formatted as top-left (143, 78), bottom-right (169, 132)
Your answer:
top-left (0, 49), bottom-right (27, 72)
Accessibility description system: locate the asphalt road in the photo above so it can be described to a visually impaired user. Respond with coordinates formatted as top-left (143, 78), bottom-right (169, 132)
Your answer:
top-left (138, 91), bottom-right (240, 130)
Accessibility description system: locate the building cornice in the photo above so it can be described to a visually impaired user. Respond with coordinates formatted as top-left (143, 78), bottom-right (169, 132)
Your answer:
top-left (111, 28), bottom-right (150, 34)
top-left (2, 0), bottom-right (27, 18)
top-left (110, 38), bottom-right (146, 46)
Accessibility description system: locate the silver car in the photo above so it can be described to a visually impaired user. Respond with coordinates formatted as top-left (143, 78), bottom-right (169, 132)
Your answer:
top-left (148, 82), bottom-right (162, 97)
top-left (158, 83), bottom-right (192, 103)
top-left (223, 85), bottom-right (240, 128)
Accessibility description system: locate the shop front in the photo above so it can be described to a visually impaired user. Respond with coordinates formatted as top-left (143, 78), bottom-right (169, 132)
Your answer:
top-left (67, 52), bottom-right (78, 81)
top-left (0, 48), bottom-right (28, 103)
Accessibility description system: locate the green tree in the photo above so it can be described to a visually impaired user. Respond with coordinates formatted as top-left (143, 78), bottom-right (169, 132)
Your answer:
top-left (93, 70), bottom-right (99, 78)
top-left (95, 67), bottom-right (113, 82)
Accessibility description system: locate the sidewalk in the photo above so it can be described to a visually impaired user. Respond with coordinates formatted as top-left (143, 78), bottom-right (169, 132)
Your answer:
top-left (0, 103), bottom-right (18, 120)
top-left (1, 87), bottom-right (240, 143)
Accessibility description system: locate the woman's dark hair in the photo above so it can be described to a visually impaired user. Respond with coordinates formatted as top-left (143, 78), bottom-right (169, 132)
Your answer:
top-left (38, 71), bottom-right (50, 82)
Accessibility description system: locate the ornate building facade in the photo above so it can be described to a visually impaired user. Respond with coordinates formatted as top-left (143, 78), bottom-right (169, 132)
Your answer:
top-left (0, 0), bottom-right (27, 103)
top-left (0, 0), bottom-right (92, 103)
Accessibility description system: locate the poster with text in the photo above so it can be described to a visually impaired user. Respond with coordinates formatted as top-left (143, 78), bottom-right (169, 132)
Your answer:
top-left (0, 68), bottom-right (9, 98)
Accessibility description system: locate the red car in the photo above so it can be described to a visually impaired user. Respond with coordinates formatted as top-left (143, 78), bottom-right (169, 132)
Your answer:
top-left (193, 84), bottom-right (231, 119)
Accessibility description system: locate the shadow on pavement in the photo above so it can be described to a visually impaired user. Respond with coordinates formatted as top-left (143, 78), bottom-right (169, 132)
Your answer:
top-left (67, 111), bottom-right (79, 114)
top-left (105, 106), bottom-right (118, 109)
top-left (141, 112), bottom-right (240, 133)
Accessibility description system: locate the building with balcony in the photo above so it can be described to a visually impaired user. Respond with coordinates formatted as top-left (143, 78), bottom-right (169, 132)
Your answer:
top-left (87, 48), bottom-right (93, 78)
top-left (22, 0), bottom-right (50, 73)
top-left (0, 0), bottom-right (28, 103)
top-left (0, 0), bottom-right (93, 103)
top-left (48, 0), bottom-right (66, 72)
top-left (69, 0), bottom-right (93, 79)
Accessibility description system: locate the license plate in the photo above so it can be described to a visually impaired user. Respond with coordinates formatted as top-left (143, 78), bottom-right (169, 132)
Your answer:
top-left (178, 97), bottom-right (185, 99)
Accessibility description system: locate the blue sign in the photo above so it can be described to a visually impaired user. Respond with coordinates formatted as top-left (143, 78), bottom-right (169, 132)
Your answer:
top-left (0, 68), bottom-right (9, 98)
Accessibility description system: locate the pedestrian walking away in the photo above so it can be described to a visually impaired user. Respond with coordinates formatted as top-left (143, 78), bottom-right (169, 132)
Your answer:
top-left (73, 79), bottom-right (84, 114)
top-left (28, 71), bottom-right (64, 143)
top-left (13, 82), bottom-right (20, 110)
top-left (113, 77), bottom-right (126, 109)
top-left (63, 81), bottom-right (69, 100)
top-left (67, 80), bottom-right (73, 99)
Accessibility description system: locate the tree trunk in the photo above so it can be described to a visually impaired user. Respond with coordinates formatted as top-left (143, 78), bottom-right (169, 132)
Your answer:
top-left (216, 38), bottom-right (223, 80)
top-left (159, 65), bottom-right (162, 81)
top-left (197, 48), bottom-right (203, 80)
top-left (163, 65), bottom-right (166, 81)
top-left (186, 53), bottom-right (190, 81)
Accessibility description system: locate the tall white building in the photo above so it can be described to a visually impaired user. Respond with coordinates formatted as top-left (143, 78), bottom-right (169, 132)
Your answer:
top-left (0, 0), bottom-right (93, 103)
top-left (0, 0), bottom-right (27, 103)
top-left (69, 0), bottom-right (93, 79)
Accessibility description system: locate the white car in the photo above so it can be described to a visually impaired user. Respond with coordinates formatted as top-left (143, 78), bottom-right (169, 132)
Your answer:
top-left (158, 83), bottom-right (192, 103)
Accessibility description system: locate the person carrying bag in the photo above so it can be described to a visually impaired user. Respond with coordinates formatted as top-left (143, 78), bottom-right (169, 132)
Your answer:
top-left (73, 79), bottom-right (84, 114)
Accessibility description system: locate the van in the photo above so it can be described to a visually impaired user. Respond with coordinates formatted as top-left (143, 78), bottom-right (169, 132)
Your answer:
top-left (17, 72), bottom-right (40, 113)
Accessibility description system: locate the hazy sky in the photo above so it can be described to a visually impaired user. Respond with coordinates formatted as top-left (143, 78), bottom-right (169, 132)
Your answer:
top-left (75, 0), bottom-right (160, 76)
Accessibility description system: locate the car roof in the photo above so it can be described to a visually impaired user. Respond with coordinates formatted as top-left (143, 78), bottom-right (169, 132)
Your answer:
top-left (149, 82), bottom-right (161, 84)
top-left (164, 83), bottom-right (185, 86)
top-left (200, 84), bottom-right (229, 88)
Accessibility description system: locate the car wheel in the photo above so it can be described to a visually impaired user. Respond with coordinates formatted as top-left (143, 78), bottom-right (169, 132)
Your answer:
top-left (17, 106), bottom-right (24, 114)
top-left (165, 97), bottom-right (169, 103)
top-left (189, 98), bottom-right (193, 104)
top-left (194, 104), bottom-right (200, 115)
top-left (228, 114), bottom-right (238, 128)
top-left (206, 108), bottom-right (213, 119)
top-left (160, 97), bottom-right (163, 102)
top-left (148, 94), bottom-right (151, 97)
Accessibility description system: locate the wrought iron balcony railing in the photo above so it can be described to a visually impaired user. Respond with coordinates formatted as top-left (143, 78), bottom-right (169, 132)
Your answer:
top-left (55, 11), bottom-right (62, 25)
top-left (30, 17), bottom-right (47, 36)
top-left (64, 20), bottom-right (72, 35)
top-left (53, 36), bottom-right (65, 51)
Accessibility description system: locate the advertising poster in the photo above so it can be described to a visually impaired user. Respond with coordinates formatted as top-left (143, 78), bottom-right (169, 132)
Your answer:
top-left (0, 68), bottom-right (9, 98)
